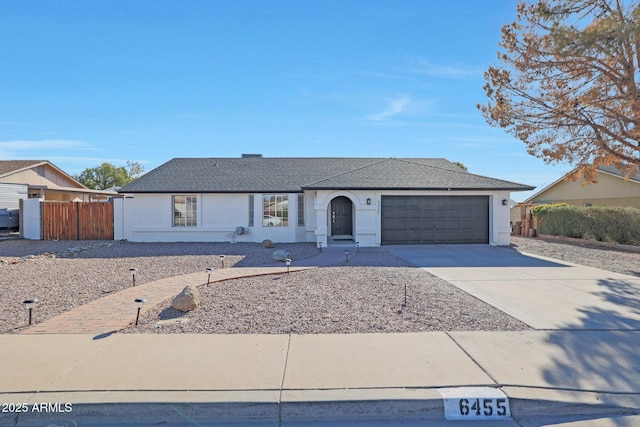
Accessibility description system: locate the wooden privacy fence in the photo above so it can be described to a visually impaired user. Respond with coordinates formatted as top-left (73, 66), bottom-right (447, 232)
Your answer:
top-left (41, 201), bottom-right (114, 240)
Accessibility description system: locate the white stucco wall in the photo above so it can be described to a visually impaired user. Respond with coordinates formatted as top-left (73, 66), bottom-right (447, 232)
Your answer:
top-left (491, 191), bottom-right (512, 246)
top-left (115, 190), bottom-right (513, 246)
top-left (21, 198), bottom-right (42, 240)
top-left (115, 193), bottom-right (305, 243)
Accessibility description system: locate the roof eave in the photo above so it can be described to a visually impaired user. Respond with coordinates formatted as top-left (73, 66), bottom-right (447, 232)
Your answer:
top-left (303, 186), bottom-right (536, 191)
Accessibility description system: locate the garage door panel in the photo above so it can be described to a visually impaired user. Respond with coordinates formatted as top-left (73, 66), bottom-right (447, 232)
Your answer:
top-left (381, 196), bottom-right (489, 244)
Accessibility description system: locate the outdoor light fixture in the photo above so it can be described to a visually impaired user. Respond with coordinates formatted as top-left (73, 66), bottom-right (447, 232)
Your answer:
top-left (403, 284), bottom-right (407, 308)
top-left (356, 242), bottom-right (360, 253)
top-left (23, 298), bottom-right (38, 326)
top-left (318, 241), bottom-right (322, 250)
top-left (129, 268), bottom-right (138, 286)
top-left (502, 199), bottom-right (508, 206)
top-left (134, 298), bottom-right (146, 326)
top-left (345, 250), bottom-right (349, 263)
top-left (220, 255), bottom-right (225, 268)
top-left (206, 267), bottom-right (214, 284)
top-left (366, 198), bottom-right (371, 205)
top-left (285, 258), bottom-right (291, 274)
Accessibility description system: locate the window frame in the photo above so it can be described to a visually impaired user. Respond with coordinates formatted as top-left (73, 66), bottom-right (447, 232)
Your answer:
top-left (172, 195), bottom-right (198, 227)
top-left (262, 194), bottom-right (289, 227)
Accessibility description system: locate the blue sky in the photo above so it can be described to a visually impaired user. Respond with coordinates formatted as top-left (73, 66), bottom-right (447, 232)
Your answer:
top-left (0, 0), bottom-right (572, 200)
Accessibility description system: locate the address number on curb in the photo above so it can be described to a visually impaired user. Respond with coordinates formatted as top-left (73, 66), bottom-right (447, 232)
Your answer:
top-left (438, 387), bottom-right (512, 421)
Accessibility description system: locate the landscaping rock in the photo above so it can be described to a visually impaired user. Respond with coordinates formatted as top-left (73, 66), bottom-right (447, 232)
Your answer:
top-left (272, 249), bottom-right (288, 262)
top-left (262, 239), bottom-right (275, 248)
top-left (171, 285), bottom-right (201, 312)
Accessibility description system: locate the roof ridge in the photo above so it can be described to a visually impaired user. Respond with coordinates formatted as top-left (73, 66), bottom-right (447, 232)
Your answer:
top-left (396, 158), bottom-right (533, 187)
top-left (302, 158), bottom-right (390, 187)
top-left (394, 158), bottom-right (469, 174)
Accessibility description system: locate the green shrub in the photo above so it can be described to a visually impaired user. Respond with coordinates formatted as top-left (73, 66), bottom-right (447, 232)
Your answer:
top-left (534, 205), bottom-right (640, 245)
top-left (531, 203), bottom-right (568, 218)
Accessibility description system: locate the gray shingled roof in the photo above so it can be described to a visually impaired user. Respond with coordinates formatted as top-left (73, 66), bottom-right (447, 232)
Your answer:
top-left (119, 157), bottom-right (534, 193)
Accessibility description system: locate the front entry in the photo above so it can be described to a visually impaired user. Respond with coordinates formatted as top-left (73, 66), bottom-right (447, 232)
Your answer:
top-left (331, 196), bottom-right (353, 236)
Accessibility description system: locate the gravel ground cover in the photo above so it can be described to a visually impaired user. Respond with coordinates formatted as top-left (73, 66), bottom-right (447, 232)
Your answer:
top-left (511, 236), bottom-right (640, 277)
top-left (0, 240), bottom-right (318, 333)
top-left (125, 260), bottom-right (531, 334)
top-left (4, 236), bottom-right (637, 335)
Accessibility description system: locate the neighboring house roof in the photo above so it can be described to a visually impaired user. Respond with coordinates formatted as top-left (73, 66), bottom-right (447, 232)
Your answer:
top-left (0, 160), bottom-right (48, 179)
top-left (598, 164), bottom-right (640, 184)
top-left (119, 157), bottom-right (534, 193)
top-left (0, 159), bottom-right (86, 188)
top-left (0, 160), bottom-right (120, 199)
top-left (523, 165), bottom-right (640, 204)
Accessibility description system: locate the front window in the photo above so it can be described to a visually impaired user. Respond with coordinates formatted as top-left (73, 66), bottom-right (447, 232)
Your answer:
top-left (263, 194), bottom-right (288, 227)
top-left (173, 195), bottom-right (197, 227)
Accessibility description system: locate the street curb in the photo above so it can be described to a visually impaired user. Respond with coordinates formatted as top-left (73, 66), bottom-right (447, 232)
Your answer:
top-left (2, 391), bottom-right (639, 425)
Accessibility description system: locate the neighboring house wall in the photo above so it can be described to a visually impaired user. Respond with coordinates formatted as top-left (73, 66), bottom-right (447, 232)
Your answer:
top-left (0, 165), bottom-right (81, 190)
top-left (115, 189), bottom-right (513, 246)
top-left (529, 173), bottom-right (640, 208)
top-left (0, 183), bottom-right (28, 228)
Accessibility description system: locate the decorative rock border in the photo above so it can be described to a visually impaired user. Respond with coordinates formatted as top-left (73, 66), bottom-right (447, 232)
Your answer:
top-left (0, 241), bottom-right (118, 267)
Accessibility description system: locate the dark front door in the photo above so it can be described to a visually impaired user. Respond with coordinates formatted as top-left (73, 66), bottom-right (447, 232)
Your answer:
top-left (331, 197), bottom-right (353, 236)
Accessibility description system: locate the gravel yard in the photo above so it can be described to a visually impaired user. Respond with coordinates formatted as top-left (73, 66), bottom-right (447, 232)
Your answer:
top-left (0, 240), bottom-right (318, 333)
top-left (3, 235), bottom-right (638, 335)
top-left (511, 235), bottom-right (640, 277)
top-left (125, 262), bottom-right (530, 334)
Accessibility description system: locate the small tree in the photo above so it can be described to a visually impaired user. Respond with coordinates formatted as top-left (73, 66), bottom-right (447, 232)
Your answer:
top-left (452, 161), bottom-right (468, 171)
top-left (75, 161), bottom-right (145, 190)
top-left (479, 0), bottom-right (640, 182)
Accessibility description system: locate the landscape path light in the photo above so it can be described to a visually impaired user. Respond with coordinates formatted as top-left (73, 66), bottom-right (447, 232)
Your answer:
top-left (318, 241), bottom-right (322, 250)
top-left (345, 250), bottom-right (349, 263)
top-left (356, 242), bottom-right (360, 253)
top-left (134, 298), bottom-right (146, 326)
top-left (23, 298), bottom-right (39, 326)
top-left (129, 268), bottom-right (138, 286)
top-left (220, 255), bottom-right (225, 268)
top-left (206, 267), bottom-right (214, 284)
top-left (285, 258), bottom-right (291, 274)
top-left (403, 284), bottom-right (407, 308)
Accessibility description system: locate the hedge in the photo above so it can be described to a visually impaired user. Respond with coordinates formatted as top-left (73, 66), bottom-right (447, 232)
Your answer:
top-left (532, 205), bottom-right (640, 245)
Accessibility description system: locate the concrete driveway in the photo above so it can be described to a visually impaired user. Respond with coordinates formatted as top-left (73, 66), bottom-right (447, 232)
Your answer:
top-left (386, 245), bottom-right (640, 331)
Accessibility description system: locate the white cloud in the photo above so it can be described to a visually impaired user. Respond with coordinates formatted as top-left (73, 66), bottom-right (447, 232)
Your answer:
top-left (0, 139), bottom-right (89, 150)
top-left (368, 95), bottom-right (412, 121)
top-left (397, 58), bottom-right (484, 79)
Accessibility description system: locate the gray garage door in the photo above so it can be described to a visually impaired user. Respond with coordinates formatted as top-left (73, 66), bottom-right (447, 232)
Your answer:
top-left (381, 196), bottom-right (489, 244)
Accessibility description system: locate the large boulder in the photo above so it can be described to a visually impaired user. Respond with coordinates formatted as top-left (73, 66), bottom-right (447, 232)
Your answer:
top-left (262, 239), bottom-right (275, 248)
top-left (171, 285), bottom-right (201, 312)
top-left (272, 249), bottom-right (289, 262)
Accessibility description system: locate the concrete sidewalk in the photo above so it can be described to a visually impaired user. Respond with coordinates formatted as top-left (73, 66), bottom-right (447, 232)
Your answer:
top-left (1, 331), bottom-right (639, 425)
